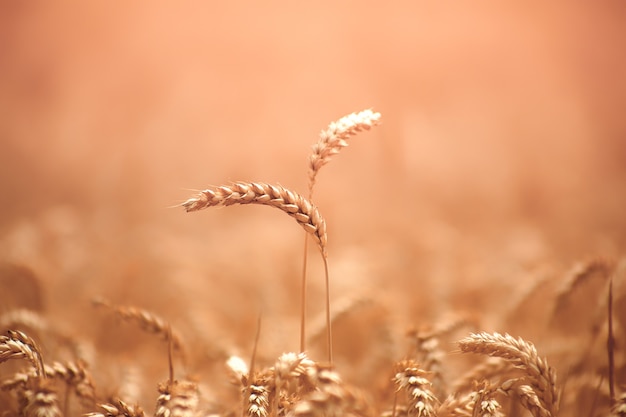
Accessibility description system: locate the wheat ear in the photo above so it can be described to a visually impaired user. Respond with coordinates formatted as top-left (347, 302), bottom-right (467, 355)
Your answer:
top-left (182, 182), bottom-right (333, 362)
top-left (19, 379), bottom-right (62, 417)
top-left (458, 332), bottom-right (558, 417)
top-left (92, 299), bottom-right (185, 354)
top-left (182, 182), bottom-right (328, 257)
top-left (300, 109), bottom-right (381, 354)
top-left (155, 380), bottom-right (200, 417)
top-left (393, 360), bottom-right (438, 417)
top-left (307, 109), bottom-right (382, 195)
top-left (0, 330), bottom-right (46, 379)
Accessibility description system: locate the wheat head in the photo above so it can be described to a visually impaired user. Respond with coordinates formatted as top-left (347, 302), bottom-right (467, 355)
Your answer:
top-left (182, 182), bottom-right (328, 257)
top-left (308, 109), bottom-right (381, 195)
top-left (458, 332), bottom-right (558, 417)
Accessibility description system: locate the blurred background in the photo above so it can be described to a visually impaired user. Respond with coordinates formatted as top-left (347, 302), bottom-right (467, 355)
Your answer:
top-left (1, 1), bottom-right (625, 375)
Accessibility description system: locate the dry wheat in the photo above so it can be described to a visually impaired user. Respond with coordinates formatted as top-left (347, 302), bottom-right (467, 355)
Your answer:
top-left (459, 333), bottom-right (558, 417)
top-left (612, 392), bottom-right (626, 417)
top-left (93, 299), bottom-right (185, 354)
top-left (451, 358), bottom-right (512, 394)
top-left (87, 399), bottom-right (145, 417)
top-left (0, 330), bottom-right (46, 378)
top-left (182, 182), bottom-right (328, 257)
top-left (436, 394), bottom-right (473, 417)
top-left (393, 360), bottom-right (438, 417)
top-left (18, 379), bottom-right (62, 417)
top-left (307, 109), bottom-right (381, 195)
top-left (155, 380), bottom-right (201, 417)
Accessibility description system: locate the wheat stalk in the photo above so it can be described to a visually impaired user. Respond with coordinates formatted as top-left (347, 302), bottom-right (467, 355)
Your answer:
top-left (458, 332), bottom-right (558, 417)
top-left (300, 109), bottom-right (381, 355)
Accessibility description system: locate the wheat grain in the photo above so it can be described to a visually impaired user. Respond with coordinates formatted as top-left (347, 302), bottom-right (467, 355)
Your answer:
top-left (182, 182), bottom-right (328, 257)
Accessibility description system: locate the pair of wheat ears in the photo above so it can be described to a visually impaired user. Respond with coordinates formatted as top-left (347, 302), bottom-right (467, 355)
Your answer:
top-left (0, 109), bottom-right (581, 417)
top-left (182, 108), bottom-right (382, 364)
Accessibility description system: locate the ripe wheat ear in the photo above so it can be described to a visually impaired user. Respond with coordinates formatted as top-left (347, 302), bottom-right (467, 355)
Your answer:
top-left (182, 182), bottom-right (327, 257)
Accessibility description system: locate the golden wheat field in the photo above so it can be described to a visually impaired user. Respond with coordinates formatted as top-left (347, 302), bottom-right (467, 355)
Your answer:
top-left (1, 2), bottom-right (626, 417)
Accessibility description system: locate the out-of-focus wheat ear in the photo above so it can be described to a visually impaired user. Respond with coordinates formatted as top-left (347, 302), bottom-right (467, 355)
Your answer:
top-left (0, 330), bottom-right (46, 378)
top-left (87, 399), bottom-right (145, 417)
top-left (274, 352), bottom-right (316, 414)
top-left (19, 379), bottom-right (61, 417)
top-left (155, 380), bottom-right (201, 417)
top-left (290, 364), bottom-right (369, 417)
top-left (0, 309), bottom-right (48, 334)
top-left (469, 382), bottom-right (503, 417)
top-left (458, 333), bottom-right (558, 417)
top-left (436, 393), bottom-right (473, 417)
top-left (181, 182), bottom-right (333, 363)
top-left (307, 109), bottom-right (382, 196)
top-left (92, 298), bottom-right (187, 362)
top-left (499, 379), bottom-right (550, 417)
top-left (50, 360), bottom-right (97, 408)
top-left (451, 358), bottom-right (512, 394)
top-left (393, 360), bottom-right (439, 417)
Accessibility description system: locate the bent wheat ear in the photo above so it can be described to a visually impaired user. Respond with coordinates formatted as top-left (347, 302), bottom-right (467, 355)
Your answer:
top-left (458, 332), bottom-right (558, 417)
top-left (182, 182), bottom-right (328, 257)
top-left (308, 109), bottom-right (381, 195)
top-left (0, 330), bottom-right (45, 379)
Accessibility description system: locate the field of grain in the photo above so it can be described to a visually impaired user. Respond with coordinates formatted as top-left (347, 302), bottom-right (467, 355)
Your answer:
top-left (1, 2), bottom-right (625, 416)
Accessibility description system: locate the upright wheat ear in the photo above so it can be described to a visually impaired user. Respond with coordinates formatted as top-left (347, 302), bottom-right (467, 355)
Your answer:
top-left (300, 109), bottom-right (381, 358)
top-left (307, 109), bottom-right (382, 196)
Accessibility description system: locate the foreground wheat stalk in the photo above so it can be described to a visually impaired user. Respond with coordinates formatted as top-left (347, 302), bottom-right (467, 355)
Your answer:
top-left (182, 182), bottom-right (333, 362)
